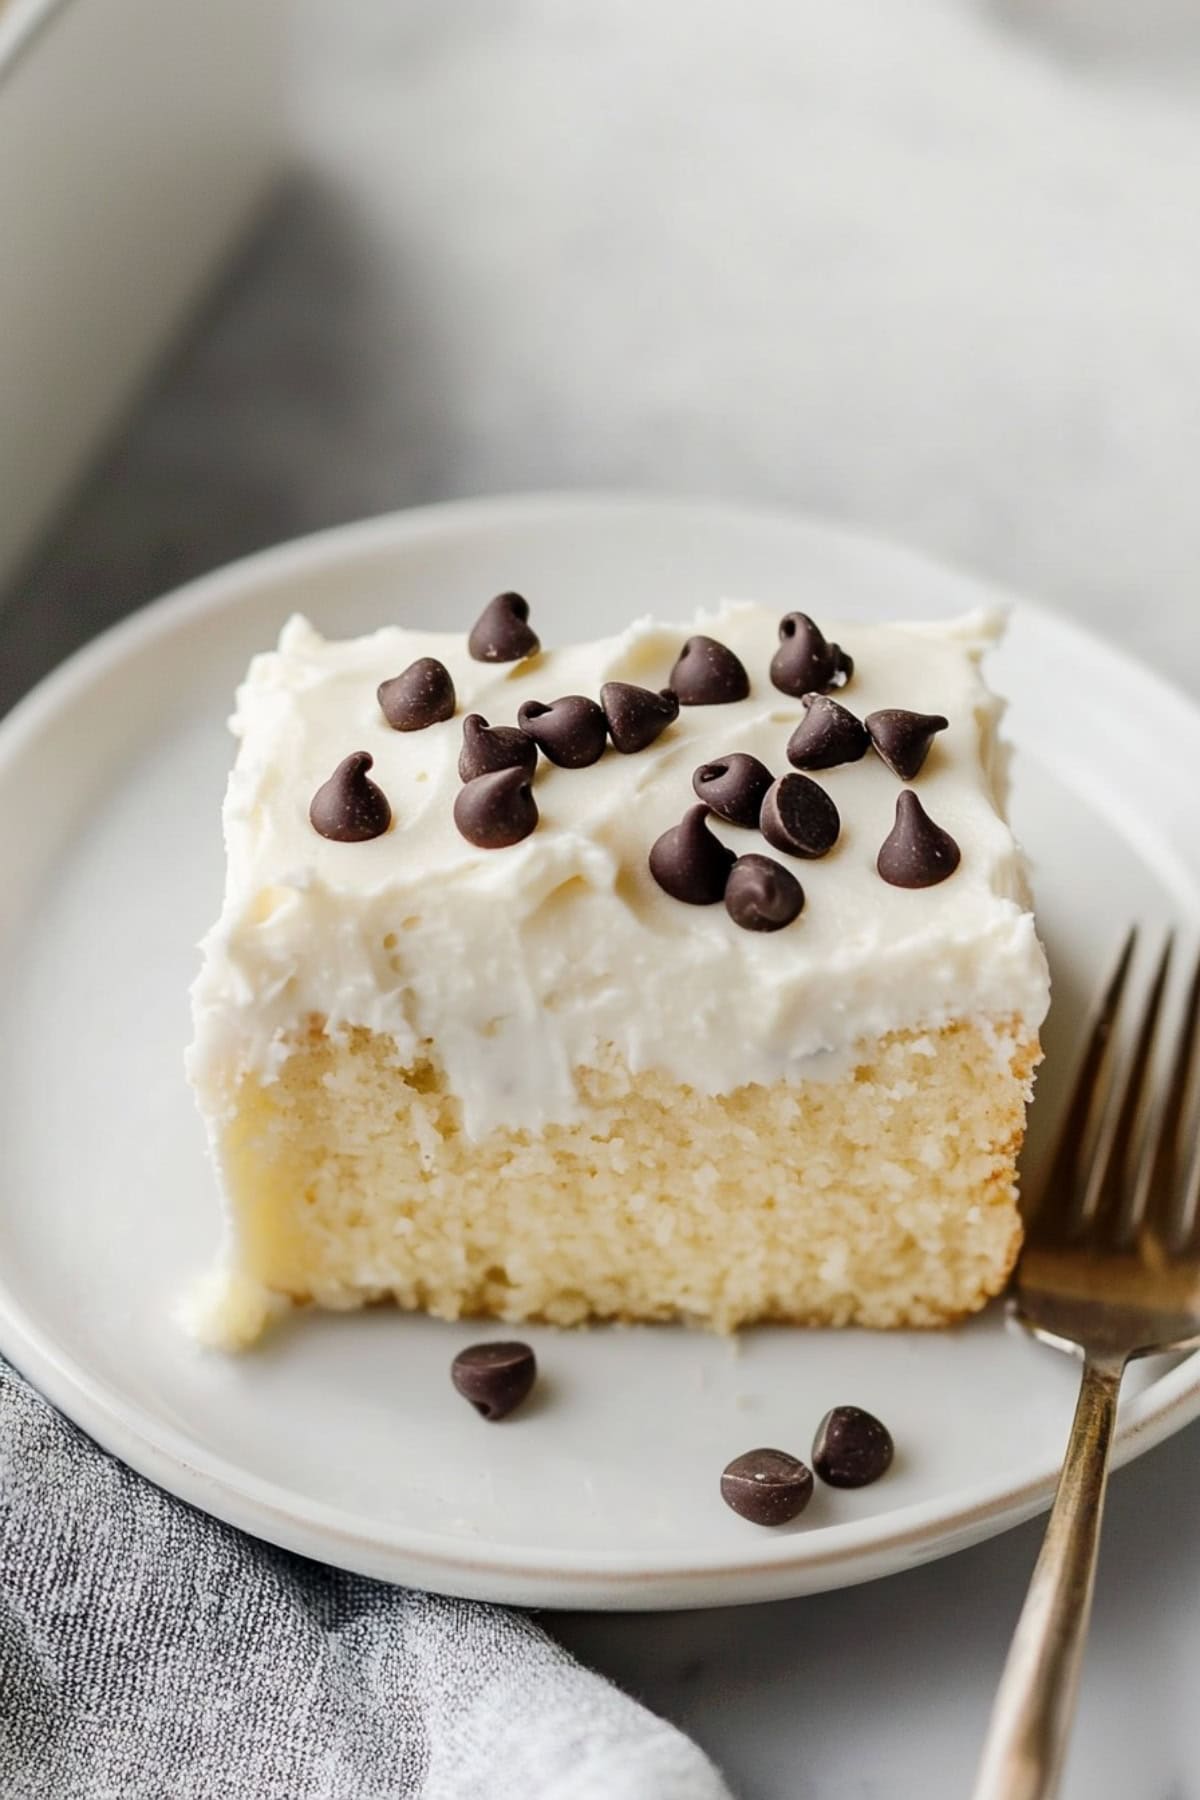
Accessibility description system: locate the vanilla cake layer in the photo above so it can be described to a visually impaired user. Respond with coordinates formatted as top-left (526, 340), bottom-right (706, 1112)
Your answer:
top-left (192, 1020), bottom-right (1038, 1349)
top-left (187, 600), bottom-right (1050, 1346)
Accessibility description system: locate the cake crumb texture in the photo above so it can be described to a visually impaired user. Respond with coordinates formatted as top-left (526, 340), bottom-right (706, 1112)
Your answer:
top-left (201, 1019), bottom-right (1039, 1346)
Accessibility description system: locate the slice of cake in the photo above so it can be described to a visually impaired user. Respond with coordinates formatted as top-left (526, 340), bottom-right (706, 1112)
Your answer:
top-left (186, 596), bottom-right (1049, 1348)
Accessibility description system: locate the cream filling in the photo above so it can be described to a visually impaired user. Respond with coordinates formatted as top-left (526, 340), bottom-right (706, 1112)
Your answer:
top-left (188, 602), bottom-right (1049, 1138)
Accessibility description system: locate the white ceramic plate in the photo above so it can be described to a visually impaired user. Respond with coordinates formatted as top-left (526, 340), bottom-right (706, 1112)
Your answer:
top-left (0, 494), bottom-right (1197, 1611)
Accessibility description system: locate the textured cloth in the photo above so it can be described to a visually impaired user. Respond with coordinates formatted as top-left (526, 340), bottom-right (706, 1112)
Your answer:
top-left (0, 1362), bottom-right (732, 1800)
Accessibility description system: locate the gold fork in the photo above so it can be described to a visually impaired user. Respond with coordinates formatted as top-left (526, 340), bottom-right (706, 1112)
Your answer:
top-left (974, 929), bottom-right (1200, 1800)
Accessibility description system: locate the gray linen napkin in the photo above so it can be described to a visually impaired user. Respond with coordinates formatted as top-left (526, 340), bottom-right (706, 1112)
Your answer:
top-left (0, 1361), bottom-right (732, 1800)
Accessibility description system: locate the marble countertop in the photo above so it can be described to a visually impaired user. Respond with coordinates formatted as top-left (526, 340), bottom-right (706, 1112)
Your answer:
top-left (4, 2), bottom-right (1199, 1794)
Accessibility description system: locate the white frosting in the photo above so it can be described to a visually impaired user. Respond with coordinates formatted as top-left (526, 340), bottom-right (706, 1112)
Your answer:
top-left (188, 602), bottom-right (1049, 1137)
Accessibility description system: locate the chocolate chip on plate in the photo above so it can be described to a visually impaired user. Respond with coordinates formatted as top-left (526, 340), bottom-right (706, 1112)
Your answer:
top-left (649, 804), bottom-right (736, 904)
top-left (724, 854), bottom-right (804, 932)
top-left (377, 657), bottom-right (457, 731)
top-left (877, 790), bottom-right (960, 888)
top-left (467, 591), bottom-right (541, 663)
top-left (309, 752), bottom-right (392, 842)
top-left (812, 1406), bottom-right (894, 1488)
top-left (692, 753), bottom-right (773, 827)
top-left (759, 773), bottom-right (840, 859)
top-left (769, 612), bottom-right (853, 698)
top-left (458, 713), bottom-right (539, 783)
top-left (668, 635), bottom-right (750, 705)
top-left (786, 694), bottom-right (869, 771)
top-left (453, 766), bottom-right (538, 849)
top-left (451, 1341), bottom-right (538, 1421)
top-left (720, 1448), bottom-right (815, 1525)
top-left (600, 681), bottom-right (679, 754)
top-left (866, 708), bottom-right (949, 780)
top-left (517, 696), bottom-right (608, 768)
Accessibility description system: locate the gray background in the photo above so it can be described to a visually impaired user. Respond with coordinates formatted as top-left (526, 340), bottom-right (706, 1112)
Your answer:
top-left (4, 2), bottom-right (1199, 1794)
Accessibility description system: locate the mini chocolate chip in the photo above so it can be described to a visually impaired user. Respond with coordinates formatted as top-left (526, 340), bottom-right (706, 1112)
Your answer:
top-left (600, 681), bottom-right (679, 753)
top-left (458, 713), bottom-right (539, 783)
top-left (377, 657), bottom-right (456, 731)
top-left (517, 695), bottom-right (608, 768)
top-left (453, 766), bottom-right (538, 849)
top-left (786, 694), bottom-right (869, 771)
top-left (692, 753), bottom-right (774, 827)
top-left (669, 635), bottom-right (750, 705)
top-left (720, 1448), bottom-right (814, 1526)
top-left (451, 1341), bottom-right (537, 1421)
top-left (759, 773), bottom-right (840, 859)
top-left (309, 752), bottom-right (391, 842)
top-left (865, 708), bottom-right (949, 780)
top-left (467, 591), bottom-right (541, 663)
top-left (724, 854), bottom-right (805, 932)
top-left (769, 613), bottom-right (852, 698)
top-left (877, 789), bottom-right (960, 887)
top-left (812, 1406), bottom-right (894, 1488)
top-left (649, 804), bottom-right (736, 904)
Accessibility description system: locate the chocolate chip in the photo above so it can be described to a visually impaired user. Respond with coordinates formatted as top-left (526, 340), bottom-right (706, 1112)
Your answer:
top-left (600, 681), bottom-right (680, 753)
top-left (759, 773), bottom-right (840, 859)
top-left (451, 1341), bottom-right (537, 1421)
top-left (517, 696), bottom-right (608, 768)
top-left (877, 790), bottom-right (960, 887)
top-left (649, 804), bottom-right (736, 904)
top-left (786, 694), bottom-right (869, 771)
top-left (720, 1448), bottom-right (814, 1526)
top-left (453, 766), bottom-right (538, 849)
top-left (692, 753), bottom-right (774, 827)
top-left (309, 752), bottom-right (391, 842)
top-left (669, 635), bottom-right (750, 705)
top-left (769, 613), bottom-right (852, 698)
top-left (377, 657), bottom-right (456, 731)
top-left (865, 709), bottom-right (949, 780)
top-left (724, 854), bottom-right (804, 932)
top-left (458, 713), bottom-right (539, 783)
top-left (467, 591), bottom-right (540, 663)
top-left (812, 1406), bottom-right (894, 1488)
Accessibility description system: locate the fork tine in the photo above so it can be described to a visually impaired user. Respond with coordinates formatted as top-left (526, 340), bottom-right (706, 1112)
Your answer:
top-left (1143, 946), bottom-right (1200, 1256)
top-left (1083, 934), bottom-right (1173, 1248)
top-left (1178, 1116), bottom-right (1200, 1256)
top-left (1026, 926), bottom-right (1137, 1239)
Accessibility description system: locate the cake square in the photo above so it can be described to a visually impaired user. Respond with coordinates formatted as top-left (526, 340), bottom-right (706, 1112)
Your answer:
top-left (186, 598), bottom-right (1048, 1347)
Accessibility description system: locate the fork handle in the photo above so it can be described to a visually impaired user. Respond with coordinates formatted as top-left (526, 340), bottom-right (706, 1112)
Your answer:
top-left (973, 1353), bottom-right (1125, 1800)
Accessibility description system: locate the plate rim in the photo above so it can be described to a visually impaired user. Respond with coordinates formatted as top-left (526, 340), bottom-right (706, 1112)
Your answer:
top-left (2, 489), bottom-right (1199, 1608)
